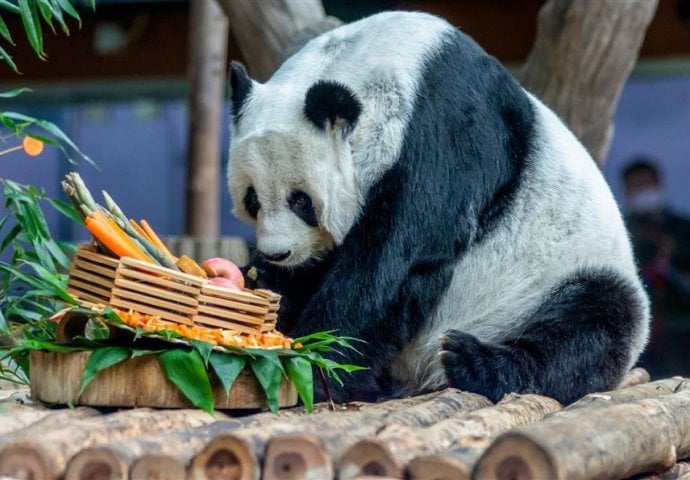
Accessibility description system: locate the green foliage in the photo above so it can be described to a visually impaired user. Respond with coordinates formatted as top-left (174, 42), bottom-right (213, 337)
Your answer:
top-left (79, 346), bottom-right (130, 394)
top-left (0, 0), bottom-right (95, 73)
top-left (159, 349), bottom-right (215, 413)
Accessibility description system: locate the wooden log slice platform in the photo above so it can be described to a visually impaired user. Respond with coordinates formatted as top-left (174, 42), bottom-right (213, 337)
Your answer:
top-left (29, 350), bottom-right (297, 409)
top-left (4, 368), bottom-right (690, 480)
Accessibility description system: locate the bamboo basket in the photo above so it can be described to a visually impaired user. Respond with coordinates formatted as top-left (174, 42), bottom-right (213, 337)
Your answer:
top-left (67, 245), bottom-right (280, 335)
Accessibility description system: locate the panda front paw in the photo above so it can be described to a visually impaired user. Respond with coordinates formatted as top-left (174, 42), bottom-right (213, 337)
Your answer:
top-left (440, 329), bottom-right (508, 403)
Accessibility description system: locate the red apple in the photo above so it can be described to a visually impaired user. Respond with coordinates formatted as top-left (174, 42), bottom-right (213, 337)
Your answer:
top-left (202, 257), bottom-right (245, 289)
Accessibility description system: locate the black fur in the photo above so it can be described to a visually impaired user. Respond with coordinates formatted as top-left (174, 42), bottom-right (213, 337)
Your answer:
top-left (230, 61), bottom-right (253, 120)
top-left (304, 80), bottom-right (363, 132)
top-left (248, 31), bottom-right (537, 402)
top-left (441, 269), bottom-right (644, 404)
top-left (243, 186), bottom-right (260, 219)
top-left (288, 190), bottom-right (318, 227)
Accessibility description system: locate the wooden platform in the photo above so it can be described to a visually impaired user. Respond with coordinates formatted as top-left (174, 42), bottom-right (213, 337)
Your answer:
top-left (2, 368), bottom-right (690, 480)
top-left (29, 351), bottom-right (297, 410)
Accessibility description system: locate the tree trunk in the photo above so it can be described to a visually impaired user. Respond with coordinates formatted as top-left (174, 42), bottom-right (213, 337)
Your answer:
top-left (185, 0), bottom-right (229, 236)
top-left (338, 394), bottom-right (561, 480)
top-left (521, 0), bottom-right (658, 164)
top-left (215, 0), bottom-right (341, 81)
top-left (473, 390), bottom-right (690, 480)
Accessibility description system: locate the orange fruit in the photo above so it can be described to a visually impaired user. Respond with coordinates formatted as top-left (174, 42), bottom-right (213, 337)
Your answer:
top-left (22, 136), bottom-right (44, 156)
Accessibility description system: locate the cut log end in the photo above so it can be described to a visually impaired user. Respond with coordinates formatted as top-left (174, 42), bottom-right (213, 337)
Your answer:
top-left (130, 454), bottom-right (186, 480)
top-left (619, 367), bottom-right (651, 389)
top-left (473, 433), bottom-right (555, 480)
top-left (264, 434), bottom-right (332, 480)
top-left (190, 435), bottom-right (256, 480)
top-left (65, 448), bottom-right (126, 480)
top-left (338, 440), bottom-right (403, 480)
top-left (0, 445), bottom-right (52, 480)
top-left (408, 455), bottom-right (471, 480)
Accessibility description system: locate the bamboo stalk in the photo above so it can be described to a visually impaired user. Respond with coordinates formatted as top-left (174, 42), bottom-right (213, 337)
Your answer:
top-left (338, 393), bottom-right (560, 480)
top-left (407, 436), bottom-right (491, 480)
top-left (473, 390), bottom-right (690, 480)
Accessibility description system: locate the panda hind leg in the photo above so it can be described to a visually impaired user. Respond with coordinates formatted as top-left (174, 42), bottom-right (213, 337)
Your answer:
top-left (440, 269), bottom-right (647, 404)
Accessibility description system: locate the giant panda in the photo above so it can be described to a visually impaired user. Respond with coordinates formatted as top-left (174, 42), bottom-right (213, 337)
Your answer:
top-left (227, 11), bottom-right (650, 404)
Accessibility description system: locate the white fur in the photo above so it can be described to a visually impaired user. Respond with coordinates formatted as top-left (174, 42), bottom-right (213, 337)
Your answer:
top-left (229, 12), bottom-right (453, 262)
top-left (392, 94), bottom-right (650, 394)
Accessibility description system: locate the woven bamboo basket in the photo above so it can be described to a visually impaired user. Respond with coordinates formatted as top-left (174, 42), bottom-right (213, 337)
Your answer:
top-left (66, 245), bottom-right (280, 335)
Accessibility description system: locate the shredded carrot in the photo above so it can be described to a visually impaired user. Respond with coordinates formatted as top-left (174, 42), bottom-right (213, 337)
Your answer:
top-left (85, 210), bottom-right (154, 263)
top-left (140, 219), bottom-right (177, 261)
top-left (113, 308), bottom-right (294, 349)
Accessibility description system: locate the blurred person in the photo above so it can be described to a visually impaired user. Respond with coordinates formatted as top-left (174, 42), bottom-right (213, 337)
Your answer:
top-left (622, 157), bottom-right (690, 376)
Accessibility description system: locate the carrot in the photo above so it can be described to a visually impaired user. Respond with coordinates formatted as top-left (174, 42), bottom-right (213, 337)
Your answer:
top-left (22, 136), bottom-right (44, 156)
top-left (129, 219), bottom-right (151, 241)
top-left (140, 219), bottom-right (177, 261)
top-left (85, 210), bottom-right (154, 263)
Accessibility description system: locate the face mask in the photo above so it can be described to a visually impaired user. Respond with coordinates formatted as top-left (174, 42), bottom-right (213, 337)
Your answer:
top-left (628, 188), bottom-right (664, 214)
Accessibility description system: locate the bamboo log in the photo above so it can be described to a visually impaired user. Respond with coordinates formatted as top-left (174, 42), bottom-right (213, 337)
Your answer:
top-left (559, 377), bottom-right (690, 414)
top-left (192, 389), bottom-right (489, 480)
top-left (637, 461), bottom-right (690, 480)
top-left (619, 367), bottom-right (651, 388)
top-left (407, 437), bottom-right (491, 480)
top-left (0, 403), bottom-right (50, 437)
top-left (338, 393), bottom-right (560, 480)
top-left (473, 390), bottom-right (690, 480)
top-left (0, 407), bottom-right (99, 443)
top-left (65, 407), bottom-right (318, 480)
top-left (0, 408), bottom-right (224, 480)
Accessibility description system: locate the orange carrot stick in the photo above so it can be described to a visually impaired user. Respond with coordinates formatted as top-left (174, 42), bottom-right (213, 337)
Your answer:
top-left (140, 219), bottom-right (177, 261)
top-left (85, 211), bottom-right (154, 263)
top-left (129, 219), bottom-right (150, 241)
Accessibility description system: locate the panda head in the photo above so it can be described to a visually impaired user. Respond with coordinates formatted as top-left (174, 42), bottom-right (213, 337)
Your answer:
top-left (228, 61), bottom-right (364, 267)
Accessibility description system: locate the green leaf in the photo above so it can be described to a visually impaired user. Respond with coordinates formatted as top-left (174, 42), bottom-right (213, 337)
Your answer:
top-left (189, 339), bottom-right (213, 366)
top-left (53, 0), bottom-right (80, 27)
top-left (36, 0), bottom-right (55, 35)
top-left (18, 0), bottom-right (44, 59)
top-left (0, 1), bottom-right (20, 13)
top-left (0, 308), bottom-right (8, 335)
top-left (47, 197), bottom-right (82, 223)
top-left (284, 356), bottom-right (313, 412)
top-left (130, 349), bottom-right (157, 358)
top-left (0, 42), bottom-right (18, 73)
top-left (250, 355), bottom-right (283, 413)
top-left (209, 351), bottom-right (245, 396)
top-left (0, 13), bottom-right (14, 44)
top-left (0, 88), bottom-right (32, 99)
top-left (80, 347), bottom-right (130, 394)
top-left (158, 349), bottom-right (214, 413)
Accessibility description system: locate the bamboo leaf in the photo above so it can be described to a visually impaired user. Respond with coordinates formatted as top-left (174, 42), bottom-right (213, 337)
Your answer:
top-left (80, 347), bottom-right (130, 394)
top-left (36, 0), bottom-right (55, 35)
top-left (0, 1), bottom-right (20, 13)
top-left (0, 42), bottom-right (18, 73)
top-left (17, 0), bottom-right (44, 58)
top-left (0, 88), bottom-right (31, 98)
top-left (47, 197), bottom-right (82, 223)
top-left (209, 351), bottom-right (245, 396)
top-left (250, 355), bottom-right (283, 413)
top-left (284, 356), bottom-right (313, 412)
top-left (158, 349), bottom-right (214, 413)
top-left (0, 13), bottom-right (13, 43)
top-left (0, 309), bottom-right (8, 335)
top-left (53, 0), bottom-right (80, 26)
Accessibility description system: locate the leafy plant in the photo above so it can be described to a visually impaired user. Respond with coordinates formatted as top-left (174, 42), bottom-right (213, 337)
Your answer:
top-left (0, 0), bottom-right (95, 73)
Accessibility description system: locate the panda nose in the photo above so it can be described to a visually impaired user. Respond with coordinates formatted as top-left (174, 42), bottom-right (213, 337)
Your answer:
top-left (263, 250), bottom-right (291, 262)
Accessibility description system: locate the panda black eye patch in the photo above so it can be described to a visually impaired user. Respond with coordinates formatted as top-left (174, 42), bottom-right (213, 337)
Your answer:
top-left (243, 186), bottom-right (260, 218)
top-left (288, 190), bottom-right (318, 227)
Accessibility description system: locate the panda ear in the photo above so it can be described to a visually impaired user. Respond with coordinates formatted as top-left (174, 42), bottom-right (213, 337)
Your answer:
top-left (229, 61), bottom-right (254, 120)
top-left (304, 80), bottom-right (362, 134)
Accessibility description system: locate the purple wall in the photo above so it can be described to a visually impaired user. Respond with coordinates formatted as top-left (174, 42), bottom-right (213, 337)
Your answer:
top-left (604, 75), bottom-right (690, 217)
